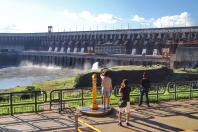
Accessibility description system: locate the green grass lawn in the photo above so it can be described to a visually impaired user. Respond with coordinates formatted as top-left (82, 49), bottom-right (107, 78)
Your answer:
top-left (1, 65), bottom-right (198, 115)
top-left (2, 76), bottom-right (77, 93)
top-left (1, 87), bottom-right (198, 115)
top-left (110, 65), bottom-right (163, 71)
top-left (174, 68), bottom-right (198, 73)
top-left (1, 65), bottom-right (165, 93)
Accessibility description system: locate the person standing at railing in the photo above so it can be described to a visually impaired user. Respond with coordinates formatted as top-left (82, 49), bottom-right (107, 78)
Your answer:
top-left (100, 71), bottom-right (112, 109)
top-left (118, 79), bottom-right (131, 126)
top-left (139, 72), bottom-right (150, 107)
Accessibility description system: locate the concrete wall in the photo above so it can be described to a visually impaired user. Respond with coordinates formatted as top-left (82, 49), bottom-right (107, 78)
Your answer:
top-left (175, 47), bottom-right (198, 67)
top-left (176, 47), bottom-right (198, 62)
top-left (76, 67), bottom-right (173, 87)
top-left (0, 44), bottom-right (24, 52)
top-left (0, 53), bottom-right (20, 67)
top-left (1, 26), bottom-right (198, 55)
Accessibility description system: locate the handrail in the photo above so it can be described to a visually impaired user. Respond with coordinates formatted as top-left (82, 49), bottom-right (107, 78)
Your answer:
top-left (114, 83), bottom-right (167, 96)
top-left (49, 87), bottom-right (103, 112)
top-left (167, 81), bottom-right (198, 100)
top-left (1, 80), bottom-right (198, 115)
top-left (0, 90), bottom-right (47, 115)
top-left (115, 81), bottom-right (198, 102)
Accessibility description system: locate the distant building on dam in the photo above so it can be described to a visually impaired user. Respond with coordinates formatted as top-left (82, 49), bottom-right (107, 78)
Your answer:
top-left (0, 26), bottom-right (198, 68)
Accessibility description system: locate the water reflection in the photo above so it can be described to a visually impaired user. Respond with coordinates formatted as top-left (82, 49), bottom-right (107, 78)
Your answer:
top-left (0, 65), bottom-right (74, 89)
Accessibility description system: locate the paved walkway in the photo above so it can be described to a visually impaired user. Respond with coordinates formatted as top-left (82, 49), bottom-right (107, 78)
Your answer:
top-left (0, 99), bottom-right (197, 132)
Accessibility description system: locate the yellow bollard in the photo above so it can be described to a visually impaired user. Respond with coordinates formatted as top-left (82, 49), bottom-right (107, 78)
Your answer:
top-left (91, 73), bottom-right (98, 110)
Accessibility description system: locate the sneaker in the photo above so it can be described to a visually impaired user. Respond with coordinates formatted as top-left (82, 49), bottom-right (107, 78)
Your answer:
top-left (126, 122), bottom-right (131, 126)
top-left (118, 122), bottom-right (122, 126)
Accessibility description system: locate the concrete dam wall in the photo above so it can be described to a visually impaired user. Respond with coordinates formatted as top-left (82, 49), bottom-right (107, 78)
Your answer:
top-left (75, 67), bottom-right (173, 87)
top-left (1, 26), bottom-right (198, 68)
top-left (0, 53), bottom-right (20, 67)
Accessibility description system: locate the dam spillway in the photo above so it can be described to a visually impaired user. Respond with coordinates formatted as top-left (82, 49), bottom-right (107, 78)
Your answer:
top-left (18, 51), bottom-right (169, 68)
top-left (1, 26), bottom-right (198, 68)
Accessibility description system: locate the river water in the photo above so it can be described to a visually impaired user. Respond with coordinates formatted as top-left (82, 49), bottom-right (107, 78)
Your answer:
top-left (0, 62), bottom-right (80, 90)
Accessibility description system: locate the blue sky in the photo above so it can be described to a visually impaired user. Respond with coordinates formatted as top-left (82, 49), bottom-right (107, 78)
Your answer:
top-left (0, 0), bottom-right (197, 33)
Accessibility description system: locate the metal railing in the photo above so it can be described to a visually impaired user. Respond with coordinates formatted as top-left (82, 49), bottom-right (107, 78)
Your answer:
top-left (114, 81), bottom-right (198, 102)
top-left (0, 91), bottom-right (47, 115)
top-left (49, 88), bottom-right (103, 112)
top-left (0, 81), bottom-right (198, 115)
top-left (167, 81), bottom-right (198, 100)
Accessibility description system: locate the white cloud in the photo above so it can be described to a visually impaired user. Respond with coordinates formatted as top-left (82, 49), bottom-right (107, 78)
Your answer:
top-left (79, 11), bottom-right (94, 21)
top-left (95, 13), bottom-right (122, 23)
top-left (131, 15), bottom-right (146, 22)
top-left (0, 1), bottom-right (122, 33)
top-left (0, 24), bottom-right (18, 33)
top-left (62, 10), bottom-right (79, 20)
top-left (0, 1), bottom-right (55, 33)
top-left (153, 12), bottom-right (192, 27)
top-left (62, 10), bottom-right (121, 24)
top-left (131, 12), bottom-right (192, 28)
top-left (0, 0), bottom-right (193, 33)
top-left (131, 15), bottom-right (154, 28)
top-left (59, 10), bottom-right (122, 31)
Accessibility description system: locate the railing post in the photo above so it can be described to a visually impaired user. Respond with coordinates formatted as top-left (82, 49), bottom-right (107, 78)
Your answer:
top-left (174, 83), bottom-right (177, 100)
top-left (35, 91), bottom-right (38, 113)
top-left (81, 88), bottom-right (84, 106)
top-left (101, 95), bottom-right (103, 106)
top-left (60, 91), bottom-right (63, 112)
top-left (156, 85), bottom-right (159, 103)
top-left (50, 92), bottom-right (52, 111)
top-left (75, 113), bottom-right (78, 132)
top-left (10, 93), bottom-right (13, 115)
top-left (189, 84), bottom-right (192, 99)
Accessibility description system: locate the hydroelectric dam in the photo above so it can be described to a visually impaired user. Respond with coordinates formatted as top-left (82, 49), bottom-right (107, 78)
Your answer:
top-left (1, 26), bottom-right (198, 68)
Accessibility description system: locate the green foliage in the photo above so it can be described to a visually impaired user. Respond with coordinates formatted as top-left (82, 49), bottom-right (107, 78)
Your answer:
top-left (0, 87), bottom-right (198, 115)
top-left (74, 73), bottom-right (86, 88)
top-left (110, 65), bottom-right (163, 71)
top-left (2, 65), bottom-right (167, 92)
top-left (25, 86), bottom-right (37, 91)
top-left (174, 68), bottom-right (198, 73)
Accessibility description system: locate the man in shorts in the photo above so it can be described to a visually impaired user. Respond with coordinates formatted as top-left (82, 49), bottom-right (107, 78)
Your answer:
top-left (100, 71), bottom-right (112, 109)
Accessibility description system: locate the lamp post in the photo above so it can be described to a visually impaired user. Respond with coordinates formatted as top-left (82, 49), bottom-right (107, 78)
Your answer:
top-left (91, 73), bottom-right (98, 110)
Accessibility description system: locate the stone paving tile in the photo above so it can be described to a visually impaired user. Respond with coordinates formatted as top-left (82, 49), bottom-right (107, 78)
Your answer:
top-left (53, 118), bottom-right (75, 126)
top-left (132, 120), bottom-right (173, 132)
top-left (0, 116), bottom-right (20, 124)
top-left (140, 108), bottom-right (173, 117)
top-left (0, 100), bottom-right (197, 132)
top-left (31, 120), bottom-right (65, 130)
top-left (14, 113), bottom-right (47, 121)
top-left (39, 111), bottom-right (63, 118)
top-left (170, 106), bottom-right (196, 113)
top-left (152, 115), bottom-right (198, 131)
top-left (0, 122), bottom-right (39, 132)
top-left (96, 121), bottom-right (156, 132)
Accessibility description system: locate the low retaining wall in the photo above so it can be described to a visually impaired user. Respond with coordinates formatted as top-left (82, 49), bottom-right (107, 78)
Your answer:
top-left (76, 67), bottom-right (173, 87)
